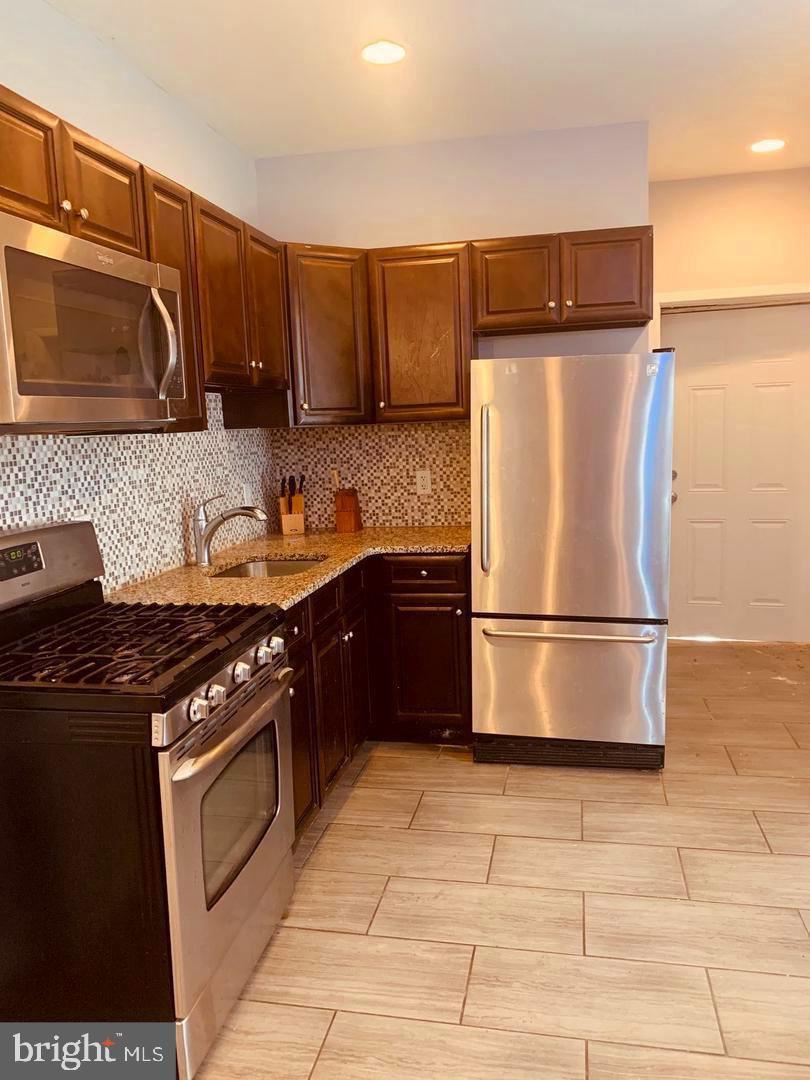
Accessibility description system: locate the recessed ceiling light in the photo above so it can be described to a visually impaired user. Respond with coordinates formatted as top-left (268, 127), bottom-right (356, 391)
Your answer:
top-left (750, 138), bottom-right (786, 153)
top-left (361, 40), bottom-right (406, 65)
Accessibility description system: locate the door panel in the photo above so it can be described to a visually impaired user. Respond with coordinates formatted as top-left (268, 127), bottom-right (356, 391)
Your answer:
top-left (560, 227), bottom-right (652, 326)
top-left (143, 167), bottom-right (204, 427)
top-left (286, 243), bottom-right (371, 424)
top-left (369, 242), bottom-right (471, 421)
top-left (312, 625), bottom-right (349, 789)
top-left (667, 304), bottom-right (810, 640)
top-left (244, 225), bottom-right (290, 389)
top-left (0, 85), bottom-right (66, 230)
top-left (289, 652), bottom-right (318, 828)
top-left (473, 616), bottom-right (666, 745)
top-left (344, 604), bottom-right (371, 753)
top-left (472, 352), bottom-right (675, 620)
top-left (60, 124), bottom-right (146, 257)
top-left (470, 234), bottom-right (560, 331)
top-left (192, 196), bottom-right (251, 387)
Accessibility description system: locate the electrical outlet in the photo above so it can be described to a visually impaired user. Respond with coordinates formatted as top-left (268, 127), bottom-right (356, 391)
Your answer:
top-left (415, 469), bottom-right (432, 495)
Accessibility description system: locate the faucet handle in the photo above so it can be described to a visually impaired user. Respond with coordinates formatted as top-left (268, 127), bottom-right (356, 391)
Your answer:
top-left (196, 493), bottom-right (226, 526)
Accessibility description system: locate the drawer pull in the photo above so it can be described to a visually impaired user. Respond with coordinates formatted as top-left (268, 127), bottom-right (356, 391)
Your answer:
top-left (482, 628), bottom-right (658, 645)
top-left (420, 569), bottom-right (428, 577)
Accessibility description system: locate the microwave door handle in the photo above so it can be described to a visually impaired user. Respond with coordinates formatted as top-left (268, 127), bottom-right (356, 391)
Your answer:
top-left (171, 668), bottom-right (293, 783)
top-left (151, 286), bottom-right (178, 400)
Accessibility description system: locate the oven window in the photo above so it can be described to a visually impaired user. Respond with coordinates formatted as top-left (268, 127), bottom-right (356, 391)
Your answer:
top-left (5, 246), bottom-right (169, 398)
top-left (200, 722), bottom-right (279, 909)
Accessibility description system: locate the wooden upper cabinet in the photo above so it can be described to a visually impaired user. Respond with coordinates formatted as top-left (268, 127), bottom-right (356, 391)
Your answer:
top-left (244, 224), bottom-right (290, 390)
top-left (59, 123), bottom-right (147, 256)
top-left (192, 195), bottom-right (251, 388)
top-left (369, 242), bottom-right (471, 423)
top-left (560, 226), bottom-right (653, 327)
top-left (286, 243), bottom-right (372, 425)
top-left (470, 234), bottom-right (560, 332)
top-left (0, 85), bottom-right (66, 230)
top-left (143, 167), bottom-right (205, 428)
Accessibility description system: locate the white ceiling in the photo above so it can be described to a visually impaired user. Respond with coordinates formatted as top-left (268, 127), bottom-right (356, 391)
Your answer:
top-left (50, 0), bottom-right (810, 181)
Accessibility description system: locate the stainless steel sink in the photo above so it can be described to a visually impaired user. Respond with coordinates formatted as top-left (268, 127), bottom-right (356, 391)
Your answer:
top-left (214, 557), bottom-right (326, 579)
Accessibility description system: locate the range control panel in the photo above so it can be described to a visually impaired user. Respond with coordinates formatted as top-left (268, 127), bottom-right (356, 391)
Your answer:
top-left (0, 541), bottom-right (44, 581)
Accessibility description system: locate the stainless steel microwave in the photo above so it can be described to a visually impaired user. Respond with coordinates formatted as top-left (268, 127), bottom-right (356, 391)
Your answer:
top-left (0, 209), bottom-right (190, 433)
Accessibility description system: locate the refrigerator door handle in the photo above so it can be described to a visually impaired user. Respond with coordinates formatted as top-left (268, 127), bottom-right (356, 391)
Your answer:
top-left (482, 628), bottom-right (658, 645)
top-left (480, 403), bottom-right (491, 573)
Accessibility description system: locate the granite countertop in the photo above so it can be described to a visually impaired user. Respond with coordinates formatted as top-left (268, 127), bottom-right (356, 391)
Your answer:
top-left (110, 525), bottom-right (471, 609)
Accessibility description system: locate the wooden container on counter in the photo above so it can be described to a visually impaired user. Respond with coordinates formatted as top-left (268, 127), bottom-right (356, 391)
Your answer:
top-left (335, 488), bottom-right (362, 533)
top-left (278, 495), bottom-right (306, 536)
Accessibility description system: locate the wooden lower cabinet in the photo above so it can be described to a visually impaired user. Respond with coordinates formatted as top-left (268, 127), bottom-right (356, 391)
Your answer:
top-left (289, 650), bottom-right (318, 829)
top-left (312, 622), bottom-right (351, 791)
top-left (343, 603), bottom-right (371, 753)
top-left (374, 594), bottom-right (470, 742)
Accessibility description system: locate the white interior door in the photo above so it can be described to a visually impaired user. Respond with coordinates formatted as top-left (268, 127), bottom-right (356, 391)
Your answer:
top-left (664, 303), bottom-right (810, 641)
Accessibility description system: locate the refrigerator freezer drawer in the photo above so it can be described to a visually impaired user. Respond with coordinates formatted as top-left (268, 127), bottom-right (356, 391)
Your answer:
top-left (473, 617), bottom-right (666, 746)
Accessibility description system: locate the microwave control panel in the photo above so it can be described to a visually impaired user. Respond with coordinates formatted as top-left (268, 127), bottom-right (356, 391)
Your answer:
top-left (0, 541), bottom-right (44, 581)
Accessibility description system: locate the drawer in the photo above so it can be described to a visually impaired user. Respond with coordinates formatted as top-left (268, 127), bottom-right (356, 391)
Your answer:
top-left (340, 563), bottom-right (364, 608)
top-left (309, 579), bottom-right (341, 632)
top-left (283, 602), bottom-right (310, 653)
top-left (381, 555), bottom-right (467, 593)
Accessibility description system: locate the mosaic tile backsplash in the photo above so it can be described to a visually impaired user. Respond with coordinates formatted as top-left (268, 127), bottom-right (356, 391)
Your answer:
top-left (268, 421), bottom-right (471, 531)
top-left (0, 396), bottom-right (275, 592)
top-left (0, 398), bottom-right (471, 592)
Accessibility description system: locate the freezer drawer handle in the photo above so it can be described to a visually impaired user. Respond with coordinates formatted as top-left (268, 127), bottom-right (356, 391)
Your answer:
top-left (480, 403), bottom-right (491, 573)
top-left (482, 628), bottom-right (658, 645)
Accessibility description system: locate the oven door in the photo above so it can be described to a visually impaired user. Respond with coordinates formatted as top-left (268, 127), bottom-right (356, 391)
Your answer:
top-left (0, 210), bottom-right (186, 432)
top-left (158, 667), bottom-right (294, 1028)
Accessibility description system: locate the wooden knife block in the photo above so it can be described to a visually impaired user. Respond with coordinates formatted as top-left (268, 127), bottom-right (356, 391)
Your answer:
top-left (278, 495), bottom-right (305, 536)
top-left (334, 488), bottom-right (362, 533)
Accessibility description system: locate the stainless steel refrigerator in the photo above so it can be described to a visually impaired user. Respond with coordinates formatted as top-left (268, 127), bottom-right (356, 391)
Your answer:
top-left (471, 352), bottom-right (675, 768)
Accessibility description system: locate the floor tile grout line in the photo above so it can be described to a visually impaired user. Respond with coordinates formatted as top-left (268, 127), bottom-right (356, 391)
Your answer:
top-left (458, 945), bottom-right (477, 1027)
top-left (304, 1009), bottom-right (337, 1080)
top-left (675, 846), bottom-right (690, 899)
top-left (704, 968), bottom-right (730, 1057)
top-left (364, 875), bottom-right (391, 935)
top-left (581, 891), bottom-right (587, 957)
top-left (406, 789), bottom-right (426, 830)
top-left (752, 809), bottom-right (774, 853)
top-left (484, 834), bottom-right (496, 884)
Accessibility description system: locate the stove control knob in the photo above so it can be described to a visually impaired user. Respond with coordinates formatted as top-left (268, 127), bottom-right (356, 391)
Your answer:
top-left (255, 644), bottom-right (273, 666)
top-left (207, 683), bottom-right (227, 707)
top-left (270, 635), bottom-right (285, 655)
top-left (189, 696), bottom-right (210, 723)
top-left (232, 661), bottom-right (251, 685)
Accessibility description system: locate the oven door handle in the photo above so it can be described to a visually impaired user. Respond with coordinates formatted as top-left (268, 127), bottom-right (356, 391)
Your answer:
top-left (171, 667), bottom-right (293, 783)
top-left (152, 286), bottom-right (179, 401)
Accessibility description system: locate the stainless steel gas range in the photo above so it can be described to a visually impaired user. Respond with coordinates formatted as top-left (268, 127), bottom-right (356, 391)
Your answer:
top-left (0, 521), bottom-right (294, 1079)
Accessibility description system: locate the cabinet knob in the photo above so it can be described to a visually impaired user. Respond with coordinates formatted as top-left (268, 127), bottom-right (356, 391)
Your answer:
top-left (60, 199), bottom-right (73, 214)
top-left (300, 402), bottom-right (309, 411)
top-left (342, 633), bottom-right (350, 643)
top-left (250, 360), bottom-right (257, 368)
top-left (349, 630), bottom-right (354, 639)
top-left (289, 686), bottom-right (295, 698)
top-left (378, 401), bottom-right (386, 409)
top-left (455, 609), bottom-right (463, 616)
top-left (258, 361), bottom-right (263, 369)
top-left (78, 207), bottom-right (90, 221)
top-left (548, 300), bottom-right (557, 309)
top-left (565, 299), bottom-right (574, 308)
top-left (420, 569), bottom-right (428, 577)
top-left (293, 625), bottom-right (299, 635)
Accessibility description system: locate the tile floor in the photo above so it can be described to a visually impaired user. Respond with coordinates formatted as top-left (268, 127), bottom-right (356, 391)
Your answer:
top-left (199, 642), bottom-right (810, 1079)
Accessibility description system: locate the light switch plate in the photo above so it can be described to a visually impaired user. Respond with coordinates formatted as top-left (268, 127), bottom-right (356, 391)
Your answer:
top-left (415, 469), bottom-right (432, 495)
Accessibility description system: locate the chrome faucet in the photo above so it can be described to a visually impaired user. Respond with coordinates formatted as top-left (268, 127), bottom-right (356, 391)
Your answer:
top-left (193, 494), bottom-right (269, 568)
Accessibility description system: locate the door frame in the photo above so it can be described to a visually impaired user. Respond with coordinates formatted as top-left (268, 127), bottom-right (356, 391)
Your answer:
top-left (653, 281), bottom-right (810, 642)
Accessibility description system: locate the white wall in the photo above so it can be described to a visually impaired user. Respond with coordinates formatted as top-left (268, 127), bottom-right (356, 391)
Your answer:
top-left (257, 121), bottom-right (649, 247)
top-left (0, 0), bottom-right (258, 221)
top-left (651, 167), bottom-right (810, 294)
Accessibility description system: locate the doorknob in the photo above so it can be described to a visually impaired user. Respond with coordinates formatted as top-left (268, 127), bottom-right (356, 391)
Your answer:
top-left (671, 492), bottom-right (679, 504)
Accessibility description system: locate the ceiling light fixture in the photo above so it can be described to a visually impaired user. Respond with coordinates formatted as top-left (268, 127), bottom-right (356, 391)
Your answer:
top-left (750, 138), bottom-right (785, 153)
top-left (361, 40), bottom-right (406, 65)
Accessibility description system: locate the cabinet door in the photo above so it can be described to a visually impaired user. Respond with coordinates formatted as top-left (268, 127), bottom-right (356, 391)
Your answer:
top-left (289, 651), bottom-right (319, 829)
top-left (59, 123), bottom-right (146, 256)
top-left (312, 624), bottom-right (350, 791)
top-left (244, 224), bottom-right (291, 390)
top-left (192, 195), bottom-right (251, 388)
top-left (369, 242), bottom-right (471, 422)
top-left (0, 85), bottom-right (66, 230)
top-left (286, 243), bottom-right (372, 425)
top-left (343, 604), bottom-right (370, 753)
top-left (560, 226), bottom-right (653, 327)
top-left (470, 234), bottom-right (560, 332)
top-left (143, 168), bottom-right (205, 428)
top-left (379, 594), bottom-right (470, 741)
